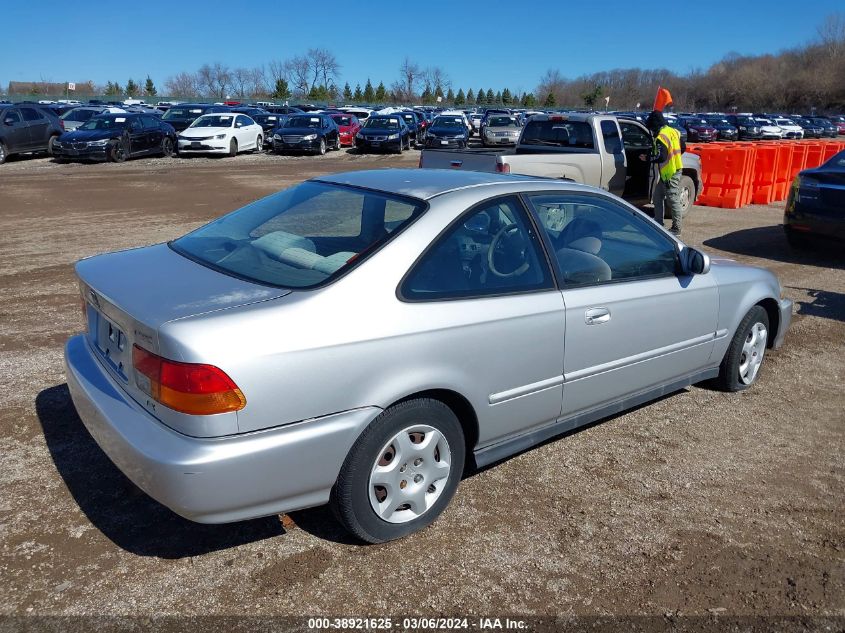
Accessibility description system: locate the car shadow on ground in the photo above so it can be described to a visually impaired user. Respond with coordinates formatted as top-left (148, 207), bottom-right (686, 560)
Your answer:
top-left (35, 384), bottom-right (288, 558)
top-left (788, 287), bottom-right (845, 322)
top-left (703, 225), bottom-right (844, 270)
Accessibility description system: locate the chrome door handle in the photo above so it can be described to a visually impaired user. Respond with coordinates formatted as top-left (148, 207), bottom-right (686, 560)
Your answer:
top-left (585, 307), bottom-right (610, 325)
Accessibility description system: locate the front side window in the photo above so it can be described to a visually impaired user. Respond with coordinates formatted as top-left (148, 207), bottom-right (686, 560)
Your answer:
top-left (171, 182), bottom-right (425, 288)
top-left (620, 122), bottom-right (651, 149)
top-left (402, 196), bottom-right (553, 300)
top-left (525, 193), bottom-right (678, 287)
top-left (3, 109), bottom-right (22, 124)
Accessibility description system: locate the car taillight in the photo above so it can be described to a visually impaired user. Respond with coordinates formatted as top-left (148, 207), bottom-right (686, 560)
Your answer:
top-left (132, 345), bottom-right (246, 415)
top-left (496, 162), bottom-right (511, 174)
top-left (60, 120), bottom-right (65, 130)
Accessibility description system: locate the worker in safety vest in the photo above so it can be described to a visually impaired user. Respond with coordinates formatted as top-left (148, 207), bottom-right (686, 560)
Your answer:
top-left (639, 110), bottom-right (686, 236)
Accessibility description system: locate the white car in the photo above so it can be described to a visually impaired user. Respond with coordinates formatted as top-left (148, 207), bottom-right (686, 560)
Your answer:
top-left (773, 118), bottom-right (804, 139)
top-left (177, 113), bottom-right (264, 156)
top-left (755, 118), bottom-right (783, 139)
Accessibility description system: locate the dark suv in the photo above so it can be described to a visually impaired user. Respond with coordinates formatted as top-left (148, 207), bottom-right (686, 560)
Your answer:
top-left (160, 103), bottom-right (230, 132)
top-left (0, 104), bottom-right (64, 164)
top-left (725, 115), bottom-right (763, 140)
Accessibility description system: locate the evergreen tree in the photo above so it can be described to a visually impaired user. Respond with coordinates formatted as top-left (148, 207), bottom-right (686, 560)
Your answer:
top-left (434, 83), bottom-right (444, 100)
top-left (494, 90), bottom-right (502, 104)
top-left (475, 89), bottom-right (484, 105)
top-left (144, 76), bottom-right (157, 97)
top-left (375, 81), bottom-right (386, 102)
top-left (363, 78), bottom-right (375, 102)
top-left (343, 82), bottom-right (353, 101)
top-left (272, 79), bottom-right (291, 100)
top-left (353, 84), bottom-right (363, 101)
top-left (454, 88), bottom-right (465, 106)
top-left (446, 88), bottom-right (455, 103)
top-left (420, 84), bottom-right (433, 105)
top-left (466, 88), bottom-right (474, 103)
top-left (501, 88), bottom-right (512, 105)
top-left (125, 78), bottom-right (138, 97)
top-left (543, 92), bottom-right (556, 107)
top-left (485, 89), bottom-right (495, 104)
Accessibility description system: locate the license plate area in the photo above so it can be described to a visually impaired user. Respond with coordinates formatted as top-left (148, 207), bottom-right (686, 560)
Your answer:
top-left (191, 141), bottom-right (201, 148)
top-left (91, 308), bottom-right (130, 382)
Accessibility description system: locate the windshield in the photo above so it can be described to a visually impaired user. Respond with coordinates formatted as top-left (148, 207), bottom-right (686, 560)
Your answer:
top-left (756, 118), bottom-right (773, 125)
top-left (432, 117), bottom-right (464, 128)
top-left (364, 117), bottom-right (400, 130)
top-left (170, 182), bottom-right (426, 288)
top-left (285, 116), bottom-right (322, 128)
top-left (190, 115), bottom-right (234, 128)
top-left (162, 106), bottom-right (206, 120)
top-left (775, 119), bottom-right (793, 125)
top-left (400, 114), bottom-right (416, 123)
top-left (79, 116), bottom-right (128, 131)
top-left (521, 120), bottom-right (594, 149)
top-left (489, 116), bottom-right (519, 127)
top-left (62, 109), bottom-right (98, 122)
top-left (332, 115), bottom-right (353, 126)
top-left (737, 117), bottom-right (756, 125)
top-left (688, 118), bottom-right (708, 125)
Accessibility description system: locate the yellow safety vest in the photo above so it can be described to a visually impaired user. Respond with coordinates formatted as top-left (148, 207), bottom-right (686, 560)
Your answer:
top-left (655, 125), bottom-right (683, 182)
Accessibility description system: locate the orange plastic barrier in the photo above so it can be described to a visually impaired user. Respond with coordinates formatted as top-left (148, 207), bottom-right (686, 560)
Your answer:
top-left (751, 145), bottom-right (779, 205)
top-left (788, 144), bottom-right (809, 182)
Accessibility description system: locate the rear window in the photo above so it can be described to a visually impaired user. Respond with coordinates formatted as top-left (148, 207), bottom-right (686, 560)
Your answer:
top-left (170, 182), bottom-right (426, 288)
top-left (162, 106), bottom-right (207, 119)
top-left (520, 120), bottom-right (594, 149)
top-left (62, 109), bottom-right (97, 122)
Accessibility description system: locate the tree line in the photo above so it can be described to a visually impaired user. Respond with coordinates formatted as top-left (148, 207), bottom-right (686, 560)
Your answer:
top-left (537, 14), bottom-right (845, 112)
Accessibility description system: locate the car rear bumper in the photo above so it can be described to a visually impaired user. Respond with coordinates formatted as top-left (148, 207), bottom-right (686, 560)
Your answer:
top-left (64, 334), bottom-right (381, 523)
top-left (773, 298), bottom-right (793, 349)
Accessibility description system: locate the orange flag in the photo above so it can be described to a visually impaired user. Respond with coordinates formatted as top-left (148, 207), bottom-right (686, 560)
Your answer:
top-left (653, 87), bottom-right (673, 112)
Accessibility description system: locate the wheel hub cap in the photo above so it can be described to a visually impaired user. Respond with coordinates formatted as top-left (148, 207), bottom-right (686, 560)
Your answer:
top-left (368, 424), bottom-right (451, 524)
top-left (739, 322), bottom-right (767, 385)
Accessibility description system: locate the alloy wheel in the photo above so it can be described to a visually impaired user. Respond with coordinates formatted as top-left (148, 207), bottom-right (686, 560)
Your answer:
top-left (739, 322), bottom-right (767, 385)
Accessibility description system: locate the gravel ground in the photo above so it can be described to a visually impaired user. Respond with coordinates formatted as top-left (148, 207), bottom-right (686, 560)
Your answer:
top-left (0, 149), bottom-right (842, 631)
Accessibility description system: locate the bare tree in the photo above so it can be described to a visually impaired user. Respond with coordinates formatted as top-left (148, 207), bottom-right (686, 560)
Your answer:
top-left (248, 66), bottom-right (269, 98)
top-left (197, 63), bottom-right (231, 99)
top-left (231, 68), bottom-right (252, 98)
top-left (285, 55), bottom-right (311, 96)
top-left (164, 72), bottom-right (199, 98)
top-left (399, 58), bottom-right (420, 101)
top-left (817, 12), bottom-right (845, 57)
top-left (309, 48), bottom-right (340, 92)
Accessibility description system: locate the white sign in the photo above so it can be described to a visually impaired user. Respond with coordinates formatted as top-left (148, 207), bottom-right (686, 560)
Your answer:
top-left (67, 82), bottom-right (76, 91)
top-left (605, 96), bottom-right (610, 105)
top-left (436, 96), bottom-right (442, 103)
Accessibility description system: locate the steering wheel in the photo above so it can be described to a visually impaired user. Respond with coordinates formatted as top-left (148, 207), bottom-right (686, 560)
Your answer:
top-left (487, 223), bottom-right (530, 278)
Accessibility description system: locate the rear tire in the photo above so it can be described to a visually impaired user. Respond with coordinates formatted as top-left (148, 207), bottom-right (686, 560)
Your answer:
top-left (0, 142), bottom-right (7, 165)
top-left (161, 137), bottom-right (174, 158)
top-left (47, 134), bottom-right (60, 156)
top-left (717, 306), bottom-right (770, 392)
top-left (330, 398), bottom-right (465, 543)
top-left (678, 175), bottom-right (695, 217)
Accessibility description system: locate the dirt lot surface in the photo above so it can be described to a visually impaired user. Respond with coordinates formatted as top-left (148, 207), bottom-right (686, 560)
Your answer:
top-left (0, 149), bottom-right (842, 631)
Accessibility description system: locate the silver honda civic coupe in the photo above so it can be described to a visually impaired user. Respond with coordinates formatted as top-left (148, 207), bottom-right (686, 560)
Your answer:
top-left (64, 169), bottom-right (792, 543)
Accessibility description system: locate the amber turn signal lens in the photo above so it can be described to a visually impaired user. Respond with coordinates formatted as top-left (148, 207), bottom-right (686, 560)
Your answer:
top-left (132, 344), bottom-right (246, 415)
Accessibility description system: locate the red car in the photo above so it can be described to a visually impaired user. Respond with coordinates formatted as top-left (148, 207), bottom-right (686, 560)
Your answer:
top-left (330, 113), bottom-right (361, 147)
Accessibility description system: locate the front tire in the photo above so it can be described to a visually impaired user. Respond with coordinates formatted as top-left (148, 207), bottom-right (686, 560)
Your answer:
top-left (0, 142), bottom-right (7, 165)
top-left (228, 138), bottom-right (238, 157)
top-left (330, 398), bottom-right (465, 543)
top-left (108, 138), bottom-right (127, 163)
top-left (717, 306), bottom-right (770, 392)
top-left (47, 134), bottom-right (60, 156)
top-left (255, 135), bottom-right (263, 152)
top-left (334, 135), bottom-right (342, 151)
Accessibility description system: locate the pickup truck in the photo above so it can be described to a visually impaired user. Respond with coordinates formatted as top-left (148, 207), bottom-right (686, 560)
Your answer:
top-left (419, 113), bottom-right (702, 217)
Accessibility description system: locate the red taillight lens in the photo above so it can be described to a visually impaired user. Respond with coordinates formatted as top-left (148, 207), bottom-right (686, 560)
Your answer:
top-left (132, 345), bottom-right (245, 415)
top-left (495, 162), bottom-right (511, 174)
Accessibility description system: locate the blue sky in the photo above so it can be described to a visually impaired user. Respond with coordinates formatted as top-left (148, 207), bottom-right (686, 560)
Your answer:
top-left (2, 0), bottom-right (841, 95)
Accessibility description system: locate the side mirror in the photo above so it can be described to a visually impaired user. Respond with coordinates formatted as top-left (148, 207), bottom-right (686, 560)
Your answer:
top-left (4, 118), bottom-right (14, 126)
top-left (686, 247), bottom-right (711, 275)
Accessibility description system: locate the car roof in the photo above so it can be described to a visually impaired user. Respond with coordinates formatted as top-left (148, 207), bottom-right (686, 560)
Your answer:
top-left (315, 168), bottom-right (571, 201)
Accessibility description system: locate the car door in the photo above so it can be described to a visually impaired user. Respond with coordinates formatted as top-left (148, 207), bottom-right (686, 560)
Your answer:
top-left (1, 108), bottom-right (31, 152)
top-left (234, 115), bottom-right (252, 147)
top-left (524, 191), bottom-right (719, 418)
top-left (20, 107), bottom-right (49, 150)
top-left (126, 117), bottom-right (146, 155)
top-left (400, 194), bottom-right (565, 447)
top-left (141, 115), bottom-right (162, 154)
top-left (619, 121), bottom-right (653, 205)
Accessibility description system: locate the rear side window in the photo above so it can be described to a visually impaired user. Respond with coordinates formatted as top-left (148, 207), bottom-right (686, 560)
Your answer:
top-left (141, 115), bottom-right (159, 130)
top-left (520, 120), bottom-right (594, 149)
top-left (21, 108), bottom-right (45, 121)
top-left (402, 196), bottom-right (553, 301)
top-left (171, 182), bottom-right (426, 288)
